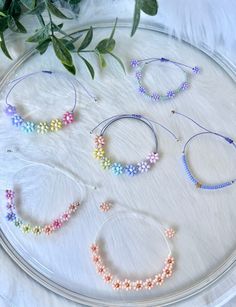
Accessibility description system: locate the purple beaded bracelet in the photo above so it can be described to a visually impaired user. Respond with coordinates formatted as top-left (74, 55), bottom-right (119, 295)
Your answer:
top-left (172, 110), bottom-right (236, 190)
top-left (131, 57), bottom-right (200, 102)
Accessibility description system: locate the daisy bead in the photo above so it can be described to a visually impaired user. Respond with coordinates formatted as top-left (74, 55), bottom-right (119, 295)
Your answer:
top-left (22, 224), bottom-right (32, 234)
top-left (111, 163), bottom-right (124, 175)
top-left (11, 114), bottom-right (23, 127)
top-left (5, 104), bottom-right (16, 116)
top-left (32, 226), bottom-right (42, 235)
top-left (90, 243), bottom-right (99, 254)
top-left (63, 112), bottom-right (74, 125)
top-left (6, 202), bottom-right (15, 210)
top-left (138, 161), bottom-right (150, 173)
top-left (139, 86), bottom-right (146, 94)
top-left (147, 152), bottom-right (159, 164)
top-left (52, 219), bottom-right (62, 230)
top-left (14, 219), bottom-right (23, 228)
top-left (37, 122), bottom-right (49, 134)
top-left (125, 164), bottom-right (139, 176)
top-left (68, 202), bottom-right (80, 213)
top-left (21, 121), bottom-right (36, 133)
top-left (144, 278), bottom-right (154, 290)
top-left (93, 147), bottom-right (105, 160)
top-left (163, 266), bottom-right (173, 278)
top-left (96, 265), bottom-right (106, 276)
top-left (95, 135), bottom-right (105, 147)
top-left (135, 71), bottom-right (142, 80)
top-left (103, 273), bottom-right (113, 284)
top-left (100, 157), bottom-right (112, 170)
top-left (130, 59), bottom-right (139, 67)
top-left (165, 228), bottom-right (175, 239)
top-left (165, 256), bottom-right (175, 267)
top-left (181, 82), bottom-right (189, 91)
top-left (92, 254), bottom-right (101, 264)
top-left (167, 90), bottom-right (175, 99)
top-left (100, 202), bottom-right (111, 212)
top-left (112, 280), bottom-right (122, 290)
top-left (5, 189), bottom-right (15, 200)
top-left (43, 225), bottom-right (53, 235)
top-left (60, 211), bottom-right (71, 222)
top-left (122, 279), bottom-right (132, 291)
top-left (133, 280), bottom-right (143, 291)
top-left (192, 66), bottom-right (200, 74)
top-left (50, 119), bottom-right (62, 131)
top-left (154, 274), bottom-right (164, 286)
top-left (151, 93), bottom-right (160, 101)
top-left (6, 212), bottom-right (16, 222)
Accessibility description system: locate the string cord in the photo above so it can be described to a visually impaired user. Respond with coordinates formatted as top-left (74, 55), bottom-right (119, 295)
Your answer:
top-left (172, 111), bottom-right (235, 147)
top-left (94, 211), bottom-right (172, 256)
top-left (8, 151), bottom-right (97, 191)
top-left (173, 111), bottom-right (236, 185)
top-left (5, 70), bottom-right (97, 112)
top-left (90, 114), bottom-right (178, 152)
top-left (136, 57), bottom-right (194, 70)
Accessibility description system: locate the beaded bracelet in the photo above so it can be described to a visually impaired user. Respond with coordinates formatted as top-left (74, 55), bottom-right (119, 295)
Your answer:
top-left (90, 210), bottom-right (176, 291)
top-left (90, 114), bottom-right (178, 176)
top-left (172, 110), bottom-right (236, 190)
top-left (4, 155), bottom-right (96, 235)
top-left (4, 70), bottom-right (97, 134)
top-left (130, 57), bottom-right (200, 102)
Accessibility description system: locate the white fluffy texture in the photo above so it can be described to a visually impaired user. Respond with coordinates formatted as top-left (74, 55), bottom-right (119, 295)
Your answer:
top-left (0, 1), bottom-right (236, 306)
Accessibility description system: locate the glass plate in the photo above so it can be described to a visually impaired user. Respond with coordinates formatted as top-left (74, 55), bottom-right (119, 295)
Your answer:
top-left (0, 22), bottom-right (236, 306)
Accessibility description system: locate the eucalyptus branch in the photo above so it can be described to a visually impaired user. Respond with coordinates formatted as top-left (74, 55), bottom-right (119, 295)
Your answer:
top-left (0, 0), bottom-right (158, 76)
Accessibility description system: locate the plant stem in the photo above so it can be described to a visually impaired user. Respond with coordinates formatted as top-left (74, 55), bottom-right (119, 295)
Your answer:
top-left (44, 0), bottom-right (54, 36)
top-left (79, 50), bottom-right (95, 53)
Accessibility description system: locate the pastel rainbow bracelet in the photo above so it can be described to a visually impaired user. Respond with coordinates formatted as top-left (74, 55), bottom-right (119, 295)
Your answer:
top-left (5, 189), bottom-right (80, 235)
top-left (91, 114), bottom-right (178, 177)
top-left (4, 70), bottom-right (96, 135)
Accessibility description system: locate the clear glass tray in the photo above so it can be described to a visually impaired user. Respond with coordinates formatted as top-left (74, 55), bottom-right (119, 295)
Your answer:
top-left (0, 23), bottom-right (236, 306)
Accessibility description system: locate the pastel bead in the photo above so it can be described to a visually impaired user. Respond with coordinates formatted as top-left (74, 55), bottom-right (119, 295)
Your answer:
top-left (5, 104), bottom-right (16, 116)
top-left (37, 122), bottom-right (49, 134)
top-left (50, 119), bottom-right (62, 131)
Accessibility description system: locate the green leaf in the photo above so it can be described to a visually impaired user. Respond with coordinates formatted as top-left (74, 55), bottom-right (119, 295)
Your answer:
top-left (95, 50), bottom-right (106, 68)
top-left (0, 32), bottom-right (12, 59)
top-left (47, 1), bottom-right (72, 19)
top-left (131, 0), bottom-right (141, 37)
top-left (78, 26), bottom-right (93, 51)
top-left (0, 12), bottom-right (6, 17)
top-left (36, 38), bottom-right (51, 54)
top-left (0, 1), bottom-right (4, 10)
top-left (60, 38), bottom-right (75, 51)
top-left (27, 25), bottom-right (49, 42)
top-left (0, 16), bottom-right (8, 32)
top-left (140, 0), bottom-right (158, 15)
top-left (62, 63), bottom-right (76, 75)
top-left (108, 17), bottom-right (117, 41)
top-left (108, 52), bottom-right (125, 73)
top-left (95, 38), bottom-right (115, 54)
top-left (52, 35), bottom-right (73, 66)
top-left (79, 55), bottom-right (95, 79)
top-left (9, 0), bottom-right (21, 18)
top-left (7, 16), bottom-right (27, 33)
top-left (15, 19), bottom-right (27, 33)
top-left (20, 0), bottom-right (36, 10)
top-left (27, 2), bottom-right (45, 15)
